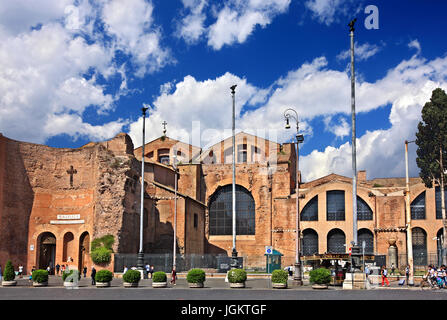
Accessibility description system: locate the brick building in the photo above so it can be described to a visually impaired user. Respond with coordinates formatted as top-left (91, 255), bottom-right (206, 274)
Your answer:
top-left (0, 131), bottom-right (445, 273)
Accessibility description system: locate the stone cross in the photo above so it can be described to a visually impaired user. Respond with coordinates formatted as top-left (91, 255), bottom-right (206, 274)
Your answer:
top-left (162, 121), bottom-right (167, 135)
top-left (67, 165), bottom-right (77, 187)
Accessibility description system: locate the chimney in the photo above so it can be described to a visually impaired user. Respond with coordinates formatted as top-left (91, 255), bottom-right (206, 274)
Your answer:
top-left (358, 170), bottom-right (366, 182)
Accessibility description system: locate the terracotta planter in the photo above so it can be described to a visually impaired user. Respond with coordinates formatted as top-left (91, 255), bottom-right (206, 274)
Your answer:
top-left (1, 280), bottom-right (17, 287)
top-left (188, 282), bottom-right (204, 288)
top-left (272, 282), bottom-right (287, 289)
top-left (152, 282), bottom-right (167, 288)
top-left (96, 281), bottom-right (111, 288)
top-left (123, 282), bottom-right (139, 288)
top-left (229, 282), bottom-right (245, 288)
top-left (312, 284), bottom-right (328, 289)
top-left (33, 281), bottom-right (48, 287)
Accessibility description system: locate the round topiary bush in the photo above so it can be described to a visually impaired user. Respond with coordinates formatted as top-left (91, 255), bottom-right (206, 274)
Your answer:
top-left (309, 268), bottom-right (331, 285)
top-left (271, 269), bottom-right (288, 284)
top-left (227, 268), bottom-right (247, 283)
top-left (123, 270), bottom-right (141, 284)
top-left (32, 270), bottom-right (49, 283)
top-left (91, 247), bottom-right (112, 265)
top-left (3, 260), bottom-right (15, 281)
top-left (95, 270), bottom-right (113, 283)
top-left (62, 269), bottom-right (81, 282)
top-left (187, 269), bottom-right (206, 284)
top-left (152, 271), bottom-right (167, 283)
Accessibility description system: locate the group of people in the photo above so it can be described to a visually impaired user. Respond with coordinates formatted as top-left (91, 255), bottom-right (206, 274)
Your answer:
top-left (425, 265), bottom-right (447, 288)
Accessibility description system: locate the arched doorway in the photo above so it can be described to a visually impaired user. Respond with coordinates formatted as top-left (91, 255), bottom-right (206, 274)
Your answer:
top-left (412, 227), bottom-right (427, 266)
top-left (79, 232), bottom-right (90, 271)
top-left (302, 229), bottom-right (318, 256)
top-left (327, 229), bottom-right (346, 253)
top-left (38, 232), bottom-right (56, 273)
top-left (358, 229), bottom-right (374, 254)
top-left (63, 232), bottom-right (75, 263)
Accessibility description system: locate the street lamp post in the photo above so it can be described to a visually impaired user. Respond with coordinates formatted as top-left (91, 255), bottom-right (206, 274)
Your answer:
top-left (405, 140), bottom-right (415, 285)
top-left (284, 108), bottom-right (304, 286)
top-left (230, 84), bottom-right (239, 269)
top-left (173, 153), bottom-right (178, 273)
top-left (137, 106), bottom-right (149, 272)
top-left (348, 18), bottom-right (362, 269)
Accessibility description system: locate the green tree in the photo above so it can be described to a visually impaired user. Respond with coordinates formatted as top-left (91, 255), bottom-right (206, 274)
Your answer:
top-left (415, 87), bottom-right (447, 263)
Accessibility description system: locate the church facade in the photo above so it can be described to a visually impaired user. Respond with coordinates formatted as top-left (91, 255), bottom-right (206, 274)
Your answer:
top-left (0, 131), bottom-right (445, 274)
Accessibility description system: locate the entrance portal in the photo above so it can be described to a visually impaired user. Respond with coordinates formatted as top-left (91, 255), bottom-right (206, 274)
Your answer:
top-left (38, 232), bottom-right (56, 274)
top-left (79, 232), bottom-right (90, 271)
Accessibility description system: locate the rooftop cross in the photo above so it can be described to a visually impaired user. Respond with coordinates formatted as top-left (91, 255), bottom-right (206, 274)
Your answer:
top-left (162, 121), bottom-right (167, 136)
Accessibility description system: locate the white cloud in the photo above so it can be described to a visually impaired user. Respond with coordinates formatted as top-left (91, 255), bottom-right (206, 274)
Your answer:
top-left (304, 0), bottom-right (363, 26)
top-left (0, 0), bottom-right (173, 144)
top-left (176, 0), bottom-right (291, 50)
top-left (408, 39), bottom-right (421, 55)
top-left (337, 41), bottom-right (383, 62)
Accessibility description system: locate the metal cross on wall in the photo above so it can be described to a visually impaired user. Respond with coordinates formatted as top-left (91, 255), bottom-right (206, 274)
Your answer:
top-left (67, 165), bottom-right (77, 187)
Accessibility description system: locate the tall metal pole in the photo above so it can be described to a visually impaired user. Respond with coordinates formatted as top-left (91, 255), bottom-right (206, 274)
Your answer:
top-left (173, 154), bottom-right (178, 272)
top-left (230, 84), bottom-right (238, 269)
top-left (138, 106), bottom-right (148, 271)
top-left (405, 140), bottom-right (415, 285)
top-left (349, 18), bottom-right (358, 249)
top-left (284, 108), bottom-right (303, 286)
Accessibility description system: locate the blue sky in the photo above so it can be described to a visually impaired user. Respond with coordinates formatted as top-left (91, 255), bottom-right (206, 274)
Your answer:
top-left (1, 0), bottom-right (446, 181)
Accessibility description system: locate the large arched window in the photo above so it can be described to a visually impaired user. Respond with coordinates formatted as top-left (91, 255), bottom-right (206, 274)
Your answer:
top-left (435, 187), bottom-right (447, 220)
top-left (209, 185), bottom-right (255, 235)
top-left (327, 229), bottom-right (346, 253)
top-left (412, 227), bottom-right (427, 266)
top-left (358, 229), bottom-right (374, 254)
top-left (327, 191), bottom-right (345, 221)
top-left (357, 196), bottom-right (373, 220)
top-left (302, 229), bottom-right (319, 256)
top-left (301, 196), bottom-right (318, 221)
top-left (411, 192), bottom-right (426, 220)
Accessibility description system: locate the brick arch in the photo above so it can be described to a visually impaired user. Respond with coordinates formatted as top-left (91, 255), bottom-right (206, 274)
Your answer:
top-left (302, 228), bottom-right (319, 255)
top-left (327, 228), bottom-right (346, 254)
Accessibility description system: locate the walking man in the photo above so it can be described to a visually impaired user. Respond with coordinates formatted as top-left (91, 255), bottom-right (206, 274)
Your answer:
top-left (381, 266), bottom-right (389, 286)
top-left (91, 266), bottom-right (96, 285)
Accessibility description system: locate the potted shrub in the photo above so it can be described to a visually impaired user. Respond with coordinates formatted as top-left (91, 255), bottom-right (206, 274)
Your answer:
top-left (2, 260), bottom-right (16, 286)
top-left (152, 271), bottom-right (167, 288)
top-left (95, 269), bottom-right (113, 287)
top-left (227, 268), bottom-right (247, 288)
top-left (123, 269), bottom-right (141, 288)
top-left (187, 269), bottom-right (206, 288)
top-left (309, 268), bottom-right (331, 289)
top-left (271, 269), bottom-right (288, 289)
top-left (62, 269), bottom-right (81, 288)
top-left (32, 269), bottom-right (49, 287)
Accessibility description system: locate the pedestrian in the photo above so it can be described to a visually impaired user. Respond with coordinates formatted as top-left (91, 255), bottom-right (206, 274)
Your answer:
top-left (365, 265), bottom-right (369, 278)
top-left (29, 266), bottom-right (35, 283)
top-left (149, 265), bottom-right (154, 279)
top-left (61, 264), bottom-right (66, 274)
top-left (55, 263), bottom-right (60, 276)
top-left (83, 266), bottom-right (87, 278)
top-left (123, 265), bottom-right (128, 274)
top-left (405, 265), bottom-right (410, 285)
top-left (18, 264), bottom-right (23, 278)
top-left (391, 263), bottom-right (395, 275)
top-left (145, 264), bottom-right (150, 279)
top-left (381, 266), bottom-right (389, 287)
top-left (170, 268), bottom-right (176, 285)
top-left (46, 265), bottom-right (50, 273)
top-left (91, 267), bottom-right (96, 285)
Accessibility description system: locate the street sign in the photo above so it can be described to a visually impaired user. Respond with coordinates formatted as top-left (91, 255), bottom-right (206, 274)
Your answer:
top-left (265, 246), bottom-right (273, 254)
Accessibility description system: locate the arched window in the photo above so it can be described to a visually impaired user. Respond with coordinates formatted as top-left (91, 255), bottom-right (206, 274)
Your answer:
top-left (358, 229), bottom-right (374, 254)
top-left (327, 229), bottom-right (346, 253)
top-left (435, 187), bottom-right (447, 220)
top-left (209, 185), bottom-right (255, 235)
top-left (357, 196), bottom-right (373, 220)
top-left (301, 196), bottom-right (318, 221)
top-left (412, 227), bottom-right (427, 266)
top-left (411, 192), bottom-right (426, 220)
top-left (302, 229), bottom-right (319, 256)
top-left (327, 191), bottom-right (345, 221)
